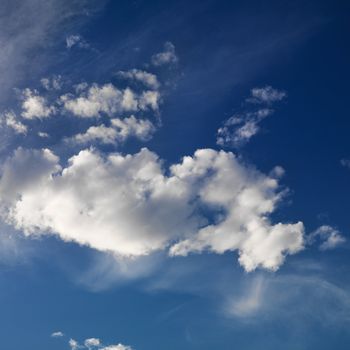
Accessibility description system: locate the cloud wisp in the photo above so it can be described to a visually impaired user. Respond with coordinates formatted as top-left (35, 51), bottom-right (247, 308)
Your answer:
top-left (1, 111), bottom-right (27, 135)
top-left (217, 86), bottom-right (286, 148)
top-left (66, 116), bottom-right (155, 146)
top-left (151, 41), bottom-right (178, 66)
top-left (51, 331), bottom-right (64, 338)
top-left (309, 225), bottom-right (346, 250)
top-left (66, 34), bottom-right (90, 49)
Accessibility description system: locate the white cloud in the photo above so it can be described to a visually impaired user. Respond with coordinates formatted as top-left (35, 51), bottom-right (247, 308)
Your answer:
top-left (310, 225), bottom-right (346, 250)
top-left (1, 111), bottom-right (27, 134)
top-left (100, 345), bottom-right (132, 350)
top-left (21, 88), bottom-right (55, 119)
top-left (217, 109), bottom-right (272, 148)
top-left (217, 85), bottom-right (286, 148)
top-left (0, 147), bottom-right (304, 271)
top-left (139, 91), bottom-right (160, 111)
top-left (151, 42), bottom-right (178, 66)
top-left (51, 331), bottom-right (64, 337)
top-left (66, 34), bottom-right (89, 49)
top-left (69, 116), bottom-right (155, 145)
top-left (38, 131), bottom-right (49, 138)
top-left (71, 125), bottom-right (119, 145)
top-left (61, 84), bottom-right (160, 118)
top-left (41, 76), bottom-right (62, 90)
top-left (69, 339), bottom-right (81, 350)
top-left (248, 86), bottom-right (286, 104)
top-left (84, 338), bottom-right (101, 348)
top-left (118, 69), bottom-right (160, 89)
top-left (65, 335), bottom-right (132, 350)
top-left (110, 116), bottom-right (155, 141)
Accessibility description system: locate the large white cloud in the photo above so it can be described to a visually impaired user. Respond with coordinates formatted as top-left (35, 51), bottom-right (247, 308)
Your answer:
top-left (0, 147), bottom-right (304, 271)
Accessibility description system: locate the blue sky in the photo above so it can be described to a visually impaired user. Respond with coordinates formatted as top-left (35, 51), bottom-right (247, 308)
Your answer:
top-left (0, 0), bottom-right (349, 349)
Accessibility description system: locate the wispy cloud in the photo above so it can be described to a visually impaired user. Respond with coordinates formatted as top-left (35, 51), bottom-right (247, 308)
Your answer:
top-left (217, 86), bottom-right (286, 148)
top-left (117, 69), bottom-right (160, 90)
top-left (66, 34), bottom-right (90, 49)
top-left (247, 86), bottom-right (287, 104)
top-left (0, 0), bottom-right (106, 104)
top-left (151, 41), bottom-right (178, 66)
top-left (309, 225), bottom-right (346, 250)
top-left (341, 158), bottom-right (350, 169)
top-left (217, 108), bottom-right (273, 147)
top-left (66, 116), bottom-right (155, 145)
top-left (51, 331), bottom-right (64, 338)
top-left (1, 111), bottom-right (27, 135)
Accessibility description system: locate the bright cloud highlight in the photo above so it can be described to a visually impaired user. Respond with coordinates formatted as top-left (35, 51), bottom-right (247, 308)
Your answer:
top-left (0, 147), bottom-right (304, 271)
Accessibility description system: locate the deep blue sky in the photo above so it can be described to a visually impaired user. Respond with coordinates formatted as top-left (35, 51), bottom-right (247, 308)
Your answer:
top-left (0, 1), bottom-right (349, 349)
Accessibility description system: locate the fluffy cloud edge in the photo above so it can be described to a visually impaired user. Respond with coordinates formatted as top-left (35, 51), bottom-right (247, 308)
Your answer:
top-left (0, 146), bottom-right (305, 272)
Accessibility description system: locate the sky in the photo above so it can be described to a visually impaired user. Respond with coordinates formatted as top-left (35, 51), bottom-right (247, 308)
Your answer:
top-left (0, 0), bottom-right (349, 349)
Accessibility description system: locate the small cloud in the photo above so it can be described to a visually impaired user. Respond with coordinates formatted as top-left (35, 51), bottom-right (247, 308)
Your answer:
top-left (21, 88), bottom-right (56, 119)
top-left (67, 116), bottom-right (155, 145)
top-left (38, 131), bottom-right (49, 138)
top-left (247, 86), bottom-right (286, 104)
top-left (117, 69), bottom-right (160, 89)
top-left (217, 85), bottom-right (287, 148)
top-left (84, 338), bottom-right (101, 348)
top-left (69, 338), bottom-right (82, 350)
top-left (309, 225), bottom-right (346, 250)
top-left (41, 76), bottom-right (63, 91)
top-left (61, 83), bottom-right (160, 118)
top-left (1, 111), bottom-right (27, 134)
top-left (51, 331), bottom-right (64, 337)
top-left (341, 158), bottom-right (350, 169)
top-left (216, 109), bottom-right (272, 148)
top-left (100, 344), bottom-right (133, 350)
top-left (66, 34), bottom-right (89, 49)
top-left (151, 41), bottom-right (178, 66)
top-left (65, 335), bottom-right (132, 350)
top-left (269, 165), bottom-right (285, 179)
